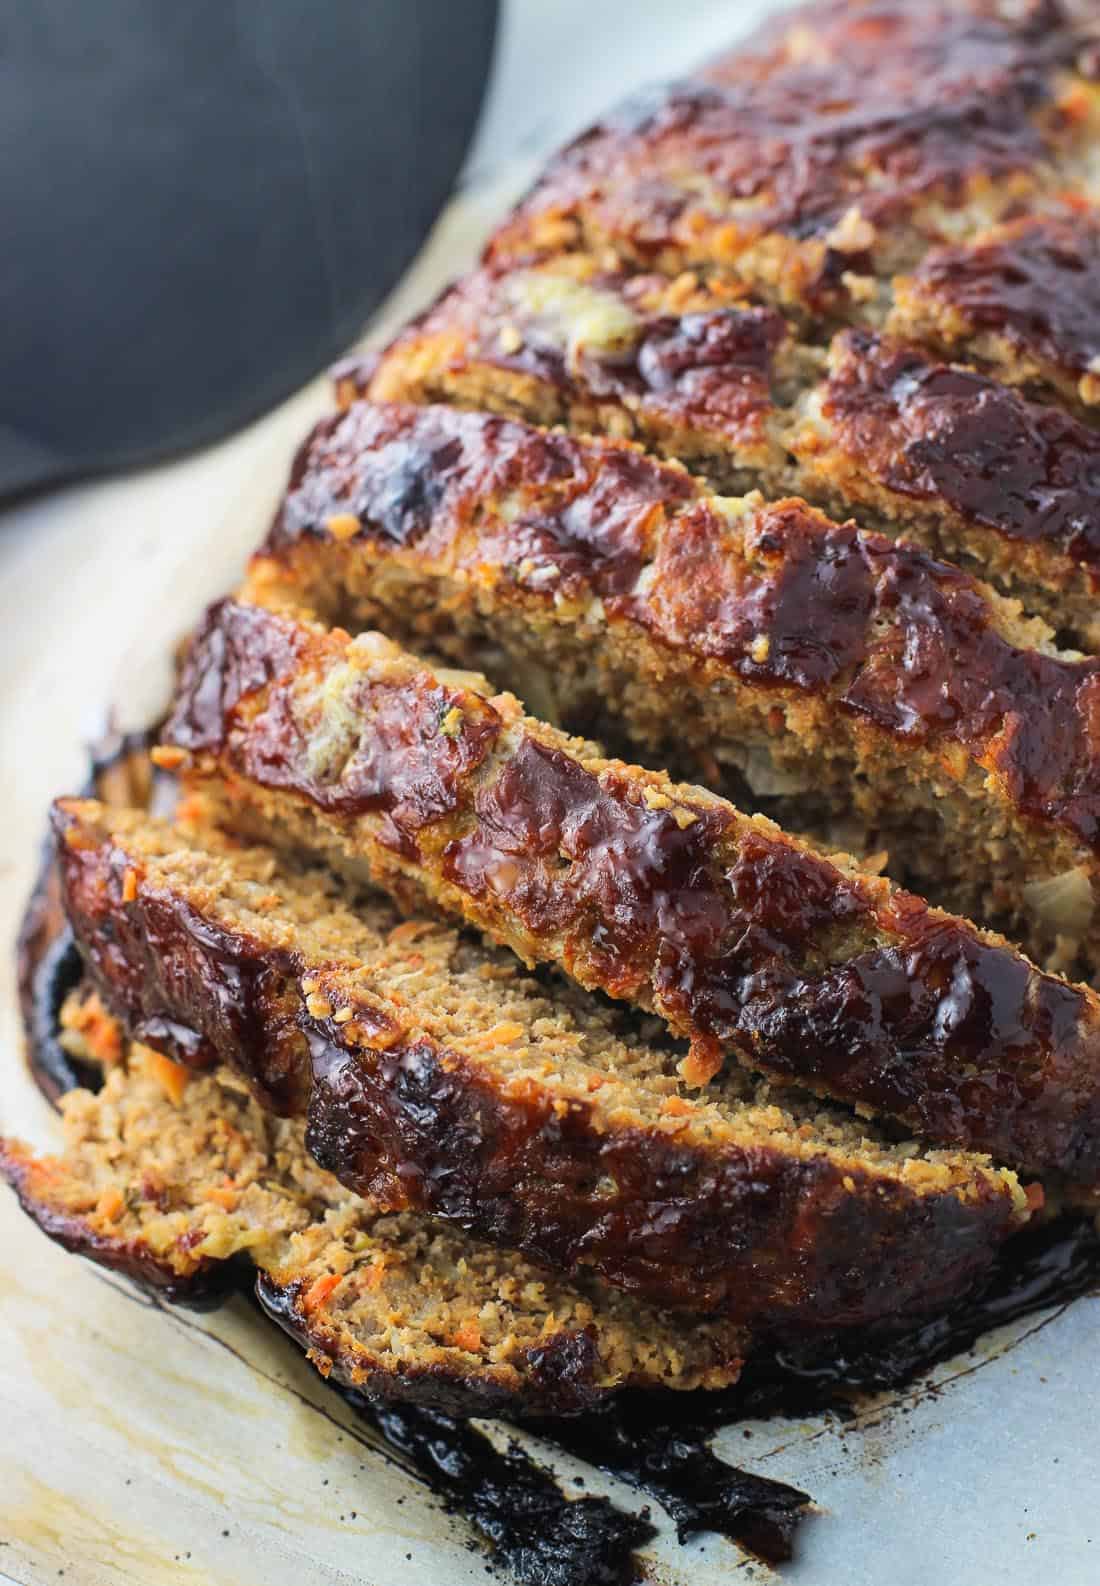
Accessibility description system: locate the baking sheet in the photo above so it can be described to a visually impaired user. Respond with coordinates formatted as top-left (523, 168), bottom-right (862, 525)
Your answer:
top-left (2, 3), bottom-right (1098, 1581)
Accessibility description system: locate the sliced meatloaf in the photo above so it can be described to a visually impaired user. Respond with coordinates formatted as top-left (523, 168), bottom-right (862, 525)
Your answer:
top-left (246, 398), bottom-right (1100, 976)
top-left (888, 212), bottom-right (1100, 413)
top-left (486, 0), bottom-right (1100, 319)
top-left (156, 598), bottom-right (1100, 1189)
top-left (3, 1044), bottom-right (748, 1413)
top-left (352, 262), bottom-right (1100, 650)
top-left (350, 256), bottom-right (803, 489)
top-left (790, 328), bottom-right (1100, 648)
top-left (52, 799), bottom-right (1032, 1329)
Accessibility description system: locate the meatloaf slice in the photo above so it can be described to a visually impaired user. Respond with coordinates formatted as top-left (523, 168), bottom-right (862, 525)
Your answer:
top-left (246, 398), bottom-right (1100, 976)
top-left (350, 256), bottom-right (802, 488)
top-left (487, 0), bottom-right (1100, 319)
top-left (54, 799), bottom-right (1031, 1329)
top-left (791, 328), bottom-right (1100, 648)
top-left (351, 271), bottom-right (1100, 649)
top-left (889, 212), bottom-right (1100, 413)
top-left (3, 1046), bottom-right (748, 1413)
top-left (158, 598), bottom-right (1100, 1190)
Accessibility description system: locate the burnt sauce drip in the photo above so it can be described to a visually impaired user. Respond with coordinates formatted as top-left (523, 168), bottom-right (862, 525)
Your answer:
top-left (341, 1396), bottom-right (656, 1586)
top-left (334, 1215), bottom-right (1099, 1581)
top-left (38, 948), bottom-right (1100, 1582)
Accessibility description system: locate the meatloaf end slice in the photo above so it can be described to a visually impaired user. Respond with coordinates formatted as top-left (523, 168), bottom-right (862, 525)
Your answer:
top-left (3, 1047), bottom-right (750, 1414)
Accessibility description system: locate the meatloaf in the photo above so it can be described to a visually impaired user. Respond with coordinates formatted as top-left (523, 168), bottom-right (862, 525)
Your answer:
top-left (486, 0), bottom-right (1100, 320)
top-left (3, 1034), bottom-right (748, 1414)
top-left (246, 396), bottom-right (1100, 975)
top-left (351, 253), bottom-right (1100, 650)
top-left (889, 213), bottom-right (1100, 413)
top-left (53, 798), bottom-right (1031, 1328)
top-left (156, 598), bottom-right (1100, 1190)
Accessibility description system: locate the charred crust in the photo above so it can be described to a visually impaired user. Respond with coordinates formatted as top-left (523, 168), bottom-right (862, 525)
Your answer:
top-left (54, 813), bottom-right (307, 1117)
top-left (20, 729), bottom-right (170, 1105)
top-left (260, 401), bottom-right (1100, 858)
top-left (172, 600), bottom-right (1100, 1183)
top-left (301, 1014), bottom-right (1019, 1328)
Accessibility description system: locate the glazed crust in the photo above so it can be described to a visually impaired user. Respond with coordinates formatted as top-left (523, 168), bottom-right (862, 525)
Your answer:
top-left (53, 799), bottom-right (1028, 1328)
top-left (158, 598), bottom-right (1100, 1186)
top-left (797, 328), bottom-right (1100, 643)
top-left (890, 213), bottom-right (1100, 410)
top-left (248, 397), bottom-right (1100, 973)
top-left (350, 260), bottom-right (793, 484)
top-left (487, 1), bottom-right (1100, 316)
top-left (356, 260), bottom-right (1100, 651)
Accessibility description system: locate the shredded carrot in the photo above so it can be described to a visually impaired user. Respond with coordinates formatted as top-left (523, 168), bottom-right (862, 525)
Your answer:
top-left (136, 1044), bottom-right (191, 1106)
top-left (451, 1322), bottom-right (482, 1353)
top-left (468, 1021), bottom-right (524, 1050)
top-left (207, 1186), bottom-right (239, 1211)
top-left (661, 1095), bottom-right (693, 1118)
top-left (302, 1273), bottom-right (342, 1314)
top-left (358, 1259), bottom-right (388, 1291)
top-left (1058, 83), bottom-right (1090, 122)
top-left (65, 994), bottom-right (124, 1066)
top-left (95, 1186), bottom-right (125, 1223)
top-left (387, 920), bottom-right (430, 945)
top-left (679, 1036), bottom-right (723, 1088)
top-left (174, 792), bottom-right (209, 826)
top-left (1061, 189), bottom-right (1094, 213)
top-left (121, 868), bottom-right (139, 903)
top-left (62, 826), bottom-right (96, 851)
top-left (150, 745), bottom-right (188, 770)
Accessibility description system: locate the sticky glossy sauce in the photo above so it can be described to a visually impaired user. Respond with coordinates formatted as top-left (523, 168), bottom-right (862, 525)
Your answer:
top-left (824, 329), bottom-right (1100, 574)
top-left (905, 214), bottom-right (1100, 384)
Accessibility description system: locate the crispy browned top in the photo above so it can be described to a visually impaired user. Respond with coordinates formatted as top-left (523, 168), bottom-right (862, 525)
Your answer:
top-left (704, 0), bottom-right (1093, 96)
top-left (269, 400), bottom-right (697, 597)
top-left (488, 0), bottom-right (1095, 292)
top-left (651, 499), bottom-right (1100, 846)
top-left (356, 265), bottom-right (788, 451)
top-left (900, 213), bottom-right (1100, 389)
top-left (821, 329), bottom-right (1100, 576)
top-left (264, 401), bottom-right (1100, 852)
top-left (166, 600), bottom-right (1100, 1181)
